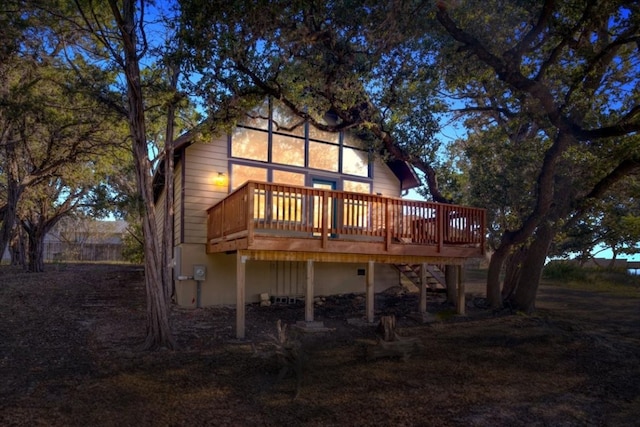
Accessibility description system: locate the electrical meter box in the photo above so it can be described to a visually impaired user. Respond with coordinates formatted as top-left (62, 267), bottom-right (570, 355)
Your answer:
top-left (193, 264), bottom-right (206, 281)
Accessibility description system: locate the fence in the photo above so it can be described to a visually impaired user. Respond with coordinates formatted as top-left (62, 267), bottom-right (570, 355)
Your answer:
top-left (44, 242), bottom-right (124, 262)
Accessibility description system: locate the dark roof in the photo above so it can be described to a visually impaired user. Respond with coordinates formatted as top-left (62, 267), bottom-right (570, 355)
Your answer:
top-left (387, 159), bottom-right (421, 191)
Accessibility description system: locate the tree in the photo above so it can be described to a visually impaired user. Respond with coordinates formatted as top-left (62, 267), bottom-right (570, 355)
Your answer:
top-left (432, 0), bottom-right (640, 311)
top-left (18, 177), bottom-right (90, 272)
top-left (178, 0), bottom-right (449, 199)
top-left (0, 38), bottom-right (121, 269)
top-left (179, 0), bottom-right (640, 313)
top-left (90, 0), bottom-right (174, 349)
top-left (27, 0), bottom-right (200, 348)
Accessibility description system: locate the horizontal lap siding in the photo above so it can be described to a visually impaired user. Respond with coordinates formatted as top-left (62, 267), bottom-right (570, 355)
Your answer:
top-left (173, 163), bottom-right (182, 245)
top-left (183, 136), bottom-right (229, 244)
top-left (155, 190), bottom-right (165, 248)
top-left (373, 159), bottom-right (401, 198)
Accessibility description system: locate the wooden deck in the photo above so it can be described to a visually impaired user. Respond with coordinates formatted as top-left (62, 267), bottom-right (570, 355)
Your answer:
top-left (206, 181), bottom-right (485, 262)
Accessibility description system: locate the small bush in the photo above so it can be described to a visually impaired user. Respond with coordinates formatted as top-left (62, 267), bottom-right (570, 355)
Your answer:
top-left (542, 261), bottom-right (587, 282)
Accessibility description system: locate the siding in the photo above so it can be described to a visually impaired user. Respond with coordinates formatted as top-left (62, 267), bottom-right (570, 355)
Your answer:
top-left (372, 158), bottom-right (401, 197)
top-left (183, 135), bottom-right (229, 244)
top-left (174, 162), bottom-right (182, 245)
top-left (155, 189), bottom-right (165, 248)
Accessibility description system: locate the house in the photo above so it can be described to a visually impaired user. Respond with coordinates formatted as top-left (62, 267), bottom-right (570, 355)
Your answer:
top-left (155, 99), bottom-right (485, 338)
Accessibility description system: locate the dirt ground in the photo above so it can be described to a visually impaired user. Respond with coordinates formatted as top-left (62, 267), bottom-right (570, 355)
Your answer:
top-left (0, 263), bottom-right (639, 426)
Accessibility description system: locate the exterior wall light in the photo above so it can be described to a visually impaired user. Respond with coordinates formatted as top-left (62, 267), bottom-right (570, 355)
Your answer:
top-left (213, 172), bottom-right (228, 187)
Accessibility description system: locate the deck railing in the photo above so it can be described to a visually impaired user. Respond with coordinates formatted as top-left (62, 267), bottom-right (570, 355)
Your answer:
top-left (207, 181), bottom-right (485, 253)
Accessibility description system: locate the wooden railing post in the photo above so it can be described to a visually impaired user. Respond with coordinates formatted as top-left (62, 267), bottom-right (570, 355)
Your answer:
top-left (385, 198), bottom-right (392, 251)
top-left (220, 200), bottom-right (226, 238)
top-left (321, 190), bottom-right (329, 248)
top-left (246, 183), bottom-right (255, 246)
top-left (437, 205), bottom-right (445, 253)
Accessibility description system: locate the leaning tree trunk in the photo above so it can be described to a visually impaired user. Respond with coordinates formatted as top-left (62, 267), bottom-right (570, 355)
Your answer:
top-left (508, 222), bottom-right (555, 313)
top-left (501, 245), bottom-right (527, 301)
top-left (486, 243), bottom-right (511, 309)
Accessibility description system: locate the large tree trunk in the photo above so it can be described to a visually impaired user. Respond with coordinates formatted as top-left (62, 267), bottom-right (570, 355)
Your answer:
top-left (25, 225), bottom-right (45, 273)
top-left (0, 138), bottom-right (22, 261)
top-left (508, 222), bottom-right (555, 313)
top-left (162, 65), bottom-right (179, 303)
top-left (162, 130), bottom-right (175, 303)
top-left (9, 226), bottom-right (27, 268)
top-left (486, 243), bottom-right (511, 309)
top-left (501, 245), bottom-right (527, 301)
top-left (109, 0), bottom-right (175, 350)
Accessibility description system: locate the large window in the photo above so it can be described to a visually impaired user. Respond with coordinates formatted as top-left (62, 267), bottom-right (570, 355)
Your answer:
top-left (229, 99), bottom-right (373, 196)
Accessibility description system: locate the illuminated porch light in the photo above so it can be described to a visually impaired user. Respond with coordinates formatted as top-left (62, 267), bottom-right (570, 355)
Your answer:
top-left (213, 172), bottom-right (228, 187)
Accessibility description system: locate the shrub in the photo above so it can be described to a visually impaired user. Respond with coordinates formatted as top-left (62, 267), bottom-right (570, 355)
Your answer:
top-left (542, 261), bottom-right (587, 282)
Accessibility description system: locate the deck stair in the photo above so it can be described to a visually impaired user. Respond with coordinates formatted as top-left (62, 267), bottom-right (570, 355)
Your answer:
top-left (395, 264), bottom-right (446, 291)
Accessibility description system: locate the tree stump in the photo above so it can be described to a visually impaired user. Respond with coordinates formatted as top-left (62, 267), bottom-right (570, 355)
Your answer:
top-left (367, 315), bottom-right (424, 361)
top-left (271, 320), bottom-right (304, 399)
top-left (377, 315), bottom-right (398, 341)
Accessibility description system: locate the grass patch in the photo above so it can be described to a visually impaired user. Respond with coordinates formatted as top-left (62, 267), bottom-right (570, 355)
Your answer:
top-left (543, 262), bottom-right (640, 297)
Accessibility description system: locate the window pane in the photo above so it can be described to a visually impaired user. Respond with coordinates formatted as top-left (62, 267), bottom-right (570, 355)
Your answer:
top-left (231, 127), bottom-right (268, 161)
top-left (309, 141), bottom-right (339, 172)
top-left (273, 170), bottom-right (305, 186)
top-left (343, 132), bottom-right (362, 148)
top-left (308, 124), bottom-right (339, 143)
top-left (272, 134), bottom-right (305, 167)
top-left (241, 101), bottom-right (269, 130)
top-left (343, 180), bottom-right (371, 193)
top-left (231, 164), bottom-right (267, 190)
top-left (342, 147), bottom-right (369, 177)
top-left (272, 101), bottom-right (305, 136)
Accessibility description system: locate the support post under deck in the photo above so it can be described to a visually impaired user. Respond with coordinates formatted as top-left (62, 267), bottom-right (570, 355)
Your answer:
top-left (420, 262), bottom-right (428, 314)
top-left (236, 252), bottom-right (247, 339)
top-left (366, 260), bottom-right (375, 323)
top-left (305, 259), bottom-right (314, 322)
top-left (456, 264), bottom-right (465, 315)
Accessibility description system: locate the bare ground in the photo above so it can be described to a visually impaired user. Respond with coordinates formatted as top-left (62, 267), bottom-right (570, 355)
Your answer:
top-left (0, 263), bottom-right (639, 426)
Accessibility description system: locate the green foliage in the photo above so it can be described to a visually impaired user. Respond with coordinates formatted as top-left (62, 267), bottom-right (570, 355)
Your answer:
top-left (121, 220), bottom-right (144, 265)
top-left (543, 261), bottom-right (640, 297)
top-left (551, 176), bottom-right (640, 260)
top-left (542, 262), bottom-right (588, 282)
top-left (178, 0), bottom-right (446, 198)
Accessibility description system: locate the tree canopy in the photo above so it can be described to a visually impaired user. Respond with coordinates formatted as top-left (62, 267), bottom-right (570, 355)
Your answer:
top-left (2, 0), bottom-right (638, 346)
top-left (177, 0), bottom-right (640, 311)
top-left (433, 0), bottom-right (640, 309)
